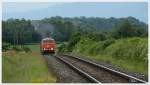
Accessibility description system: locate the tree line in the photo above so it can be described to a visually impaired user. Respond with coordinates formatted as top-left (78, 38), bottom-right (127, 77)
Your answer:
top-left (2, 18), bottom-right (42, 45)
top-left (40, 16), bottom-right (147, 42)
top-left (2, 16), bottom-right (148, 45)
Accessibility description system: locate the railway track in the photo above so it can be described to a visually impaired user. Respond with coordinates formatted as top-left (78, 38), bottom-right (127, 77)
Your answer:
top-left (55, 54), bottom-right (147, 83)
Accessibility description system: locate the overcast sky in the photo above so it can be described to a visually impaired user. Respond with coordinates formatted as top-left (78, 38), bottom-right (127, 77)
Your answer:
top-left (3, 2), bottom-right (148, 23)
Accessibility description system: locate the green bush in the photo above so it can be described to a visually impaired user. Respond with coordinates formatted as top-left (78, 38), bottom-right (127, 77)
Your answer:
top-left (2, 42), bottom-right (32, 53)
top-left (105, 37), bottom-right (148, 62)
top-left (72, 37), bottom-right (148, 74)
top-left (73, 37), bottom-right (115, 55)
top-left (67, 32), bottom-right (81, 52)
top-left (73, 37), bottom-right (147, 63)
top-left (22, 46), bottom-right (31, 53)
top-left (101, 39), bottom-right (115, 49)
top-left (57, 43), bottom-right (68, 53)
top-left (2, 42), bottom-right (12, 51)
top-left (12, 46), bottom-right (23, 52)
top-left (73, 37), bottom-right (92, 54)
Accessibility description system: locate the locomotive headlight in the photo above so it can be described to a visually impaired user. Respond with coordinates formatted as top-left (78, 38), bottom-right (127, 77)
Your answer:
top-left (51, 48), bottom-right (53, 50)
top-left (43, 48), bottom-right (46, 50)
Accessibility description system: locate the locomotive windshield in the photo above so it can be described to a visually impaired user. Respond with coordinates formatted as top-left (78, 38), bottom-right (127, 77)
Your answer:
top-left (42, 40), bottom-right (54, 43)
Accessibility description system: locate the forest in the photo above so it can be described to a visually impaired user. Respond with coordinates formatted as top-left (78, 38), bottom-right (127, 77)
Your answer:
top-left (2, 16), bottom-right (147, 45)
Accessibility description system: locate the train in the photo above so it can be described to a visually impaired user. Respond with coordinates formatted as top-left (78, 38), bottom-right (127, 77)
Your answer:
top-left (40, 37), bottom-right (56, 54)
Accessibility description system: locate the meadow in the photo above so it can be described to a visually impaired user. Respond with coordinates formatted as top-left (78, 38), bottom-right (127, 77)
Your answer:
top-left (2, 45), bottom-right (56, 83)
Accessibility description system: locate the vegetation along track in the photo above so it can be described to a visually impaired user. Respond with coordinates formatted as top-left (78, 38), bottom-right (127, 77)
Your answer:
top-left (55, 54), bottom-right (147, 83)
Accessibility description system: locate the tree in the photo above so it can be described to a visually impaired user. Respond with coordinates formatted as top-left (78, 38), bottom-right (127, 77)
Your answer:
top-left (67, 31), bottom-right (81, 52)
top-left (2, 19), bottom-right (42, 45)
top-left (111, 20), bottom-right (135, 39)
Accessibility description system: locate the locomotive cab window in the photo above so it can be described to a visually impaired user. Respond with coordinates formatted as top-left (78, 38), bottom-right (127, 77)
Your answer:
top-left (42, 40), bottom-right (55, 43)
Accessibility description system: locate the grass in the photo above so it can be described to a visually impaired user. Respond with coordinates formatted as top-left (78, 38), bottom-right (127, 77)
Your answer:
top-left (72, 37), bottom-right (148, 75)
top-left (88, 54), bottom-right (147, 75)
top-left (74, 52), bottom-right (148, 75)
top-left (2, 44), bottom-right (56, 83)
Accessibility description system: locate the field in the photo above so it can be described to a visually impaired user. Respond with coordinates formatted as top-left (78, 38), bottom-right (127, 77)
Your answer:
top-left (2, 44), bottom-right (56, 83)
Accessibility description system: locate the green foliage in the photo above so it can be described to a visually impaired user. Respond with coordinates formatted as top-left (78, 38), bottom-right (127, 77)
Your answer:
top-left (58, 30), bottom-right (108, 53)
top-left (73, 37), bottom-right (148, 63)
top-left (44, 18), bottom-right (75, 42)
top-left (2, 45), bottom-right (56, 83)
top-left (41, 16), bottom-right (148, 74)
top-left (41, 16), bottom-right (147, 42)
top-left (57, 43), bottom-right (68, 53)
top-left (67, 31), bottom-right (81, 52)
top-left (2, 42), bottom-right (31, 53)
top-left (7, 45), bottom-right (31, 53)
top-left (101, 39), bottom-right (115, 49)
top-left (22, 46), bottom-right (31, 53)
top-left (2, 19), bottom-right (41, 45)
top-left (111, 20), bottom-right (147, 39)
top-left (73, 37), bottom-right (115, 55)
top-left (3, 16), bottom-right (148, 80)
top-left (84, 31), bottom-right (107, 41)
top-left (72, 37), bottom-right (148, 74)
top-left (12, 46), bottom-right (23, 52)
top-left (112, 20), bottom-right (132, 38)
top-left (3, 16), bottom-right (147, 44)
top-left (2, 42), bottom-right (12, 51)
top-left (73, 37), bottom-right (92, 54)
top-left (105, 37), bottom-right (148, 62)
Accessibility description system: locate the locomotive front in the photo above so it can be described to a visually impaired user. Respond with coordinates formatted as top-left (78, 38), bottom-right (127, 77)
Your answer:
top-left (41, 38), bottom-right (56, 54)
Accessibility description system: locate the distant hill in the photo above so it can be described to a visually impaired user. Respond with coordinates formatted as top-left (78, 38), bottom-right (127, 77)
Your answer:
top-left (31, 16), bottom-right (147, 41)
top-left (33, 16), bottom-right (147, 31)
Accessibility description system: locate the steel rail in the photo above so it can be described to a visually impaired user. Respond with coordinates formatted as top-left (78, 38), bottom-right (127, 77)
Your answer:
top-left (55, 55), bottom-right (101, 83)
top-left (62, 54), bottom-right (147, 83)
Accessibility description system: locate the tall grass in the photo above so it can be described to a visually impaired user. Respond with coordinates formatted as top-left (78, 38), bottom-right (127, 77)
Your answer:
top-left (2, 45), bottom-right (56, 83)
top-left (73, 37), bottom-right (148, 75)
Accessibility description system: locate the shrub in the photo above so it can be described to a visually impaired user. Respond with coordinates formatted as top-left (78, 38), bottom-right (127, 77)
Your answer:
top-left (22, 46), bottom-right (31, 53)
top-left (105, 37), bottom-right (148, 62)
top-left (67, 32), bottom-right (81, 52)
top-left (73, 37), bottom-right (147, 63)
top-left (73, 37), bottom-right (115, 55)
top-left (12, 46), bottom-right (23, 52)
top-left (57, 43), bottom-right (68, 53)
top-left (2, 42), bottom-right (12, 51)
top-left (101, 39), bottom-right (115, 49)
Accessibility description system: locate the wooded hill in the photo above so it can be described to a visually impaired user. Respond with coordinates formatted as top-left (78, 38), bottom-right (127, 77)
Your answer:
top-left (32, 16), bottom-right (147, 42)
top-left (2, 16), bottom-right (148, 44)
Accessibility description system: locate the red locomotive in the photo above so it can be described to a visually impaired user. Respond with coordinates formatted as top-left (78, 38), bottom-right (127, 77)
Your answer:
top-left (41, 37), bottom-right (56, 54)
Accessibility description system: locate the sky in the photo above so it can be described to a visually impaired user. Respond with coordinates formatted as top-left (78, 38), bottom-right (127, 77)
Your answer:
top-left (2, 2), bottom-right (148, 23)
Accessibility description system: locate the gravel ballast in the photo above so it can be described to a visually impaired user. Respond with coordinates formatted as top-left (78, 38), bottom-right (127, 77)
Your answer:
top-left (43, 54), bottom-right (90, 83)
top-left (65, 53), bottom-right (148, 82)
top-left (59, 55), bottom-right (130, 83)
